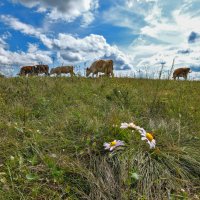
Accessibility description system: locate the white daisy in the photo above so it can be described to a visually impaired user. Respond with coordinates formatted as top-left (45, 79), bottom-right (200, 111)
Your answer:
top-left (141, 132), bottom-right (156, 149)
top-left (120, 122), bottom-right (130, 129)
top-left (120, 122), bottom-right (140, 130)
top-left (138, 127), bottom-right (147, 135)
top-left (120, 121), bottom-right (156, 149)
top-left (103, 140), bottom-right (125, 151)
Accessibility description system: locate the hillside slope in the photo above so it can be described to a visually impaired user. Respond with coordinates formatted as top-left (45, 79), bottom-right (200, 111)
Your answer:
top-left (0, 77), bottom-right (200, 199)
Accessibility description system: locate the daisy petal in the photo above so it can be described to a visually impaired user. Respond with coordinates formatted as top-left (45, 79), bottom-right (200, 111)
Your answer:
top-left (110, 146), bottom-right (115, 151)
top-left (120, 123), bottom-right (129, 129)
top-left (103, 143), bottom-right (110, 150)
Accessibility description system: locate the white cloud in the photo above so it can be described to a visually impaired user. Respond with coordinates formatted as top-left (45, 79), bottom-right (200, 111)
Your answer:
top-left (0, 38), bottom-right (7, 49)
top-left (0, 38), bottom-right (52, 76)
top-left (0, 15), bottom-right (53, 48)
top-left (140, 1), bottom-right (200, 45)
top-left (2, 0), bottom-right (200, 78)
top-left (27, 43), bottom-right (38, 53)
top-left (1, 15), bottom-right (40, 35)
top-left (0, 45), bottom-right (52, 66)
top-left (120, 0), bottom-right (200, 78)
top-left (2, 31), bottom-right (12, 40)
top-left (0, 16), bottom-right (133, 70)
top-left (103, 6), bottom-right (141, 32)
top-left (12, 0), bottom-right (99, 25)
top-left (52, 33), bottom-right (134, 70)
top-left (103, 0), bottom-right (157, 33)
top-left (81, 12), bottom-right (95, 27)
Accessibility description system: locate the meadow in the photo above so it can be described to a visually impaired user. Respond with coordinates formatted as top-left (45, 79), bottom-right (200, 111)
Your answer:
top-left (0, 76), bottom-right (199, 200)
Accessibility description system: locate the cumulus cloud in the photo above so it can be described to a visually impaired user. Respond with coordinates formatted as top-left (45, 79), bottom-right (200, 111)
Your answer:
top-left (100, 0), bottom-right (200, 77)
top-left (0, 38), bottom-right (52, 75)
top-left (0, 43), bottom-right (52, 66)
top-left (12, 0), bottom-right (98, 25)
top-left (102, 0), bottom-right (198, 76)
top-left (52, 33), bottom-right (133, 70)
top-left (3, 0), bottom-right (200, 78)
top-left (0, 16), bottom-right (133, 71)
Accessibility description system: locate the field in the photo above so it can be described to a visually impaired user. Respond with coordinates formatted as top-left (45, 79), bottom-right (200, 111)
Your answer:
top-left (0, 76), bottom-right (200, 200)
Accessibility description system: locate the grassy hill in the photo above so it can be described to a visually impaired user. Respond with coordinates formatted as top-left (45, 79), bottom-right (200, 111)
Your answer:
top-left (0, 76), bottom-right (200, 199)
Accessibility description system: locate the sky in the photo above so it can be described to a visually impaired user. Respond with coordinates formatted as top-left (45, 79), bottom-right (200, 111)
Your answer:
top-left (0, 0), bottom-right (200, 78)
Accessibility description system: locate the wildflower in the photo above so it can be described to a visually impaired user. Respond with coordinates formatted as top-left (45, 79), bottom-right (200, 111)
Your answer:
top-left (120, 121), bottom-right (157, 149)
top-left (120, 122), bottom-right (139, 130)
top-left (104, 140), bottom-right (125, 151)
top-left (131, 172), bottom-right (139, 180)
top-left (138, 127), bottom-right (147, 135)
top-left (120, 122), bottom-right (129, 129)
top-left (128, 122), bottom-right (138, 129)
top-left (141, 132), bottom-right (156, 149)
top-left (181, 188), bottom-right (185, 192)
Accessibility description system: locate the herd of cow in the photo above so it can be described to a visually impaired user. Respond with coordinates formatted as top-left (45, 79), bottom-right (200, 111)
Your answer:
top-left (18, 59), bottom-right (114, 78)
top-left (17, 59), bottom-right (191, 80)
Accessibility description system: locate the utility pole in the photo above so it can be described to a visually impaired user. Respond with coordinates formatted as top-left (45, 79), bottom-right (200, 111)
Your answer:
top-left (159, 61), bottom-right (166, 80)
top-left (168, 57), bottom-right (176, 80)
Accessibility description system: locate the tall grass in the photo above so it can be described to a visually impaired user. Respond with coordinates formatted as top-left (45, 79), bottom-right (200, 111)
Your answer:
top-left (0, 76), bottom-right (199, 199)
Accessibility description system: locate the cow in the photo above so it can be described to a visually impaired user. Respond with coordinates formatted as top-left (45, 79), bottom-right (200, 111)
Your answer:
top-left (172, 67), bottom-right (191, 80)
top-left (18, 66), bottom-right (36, 76)
top-left (99, 74), bottom-right (107, 78)
top-left (34, 64), bottom-right (49, 75)
top-left (86, 60), bottom-right (114, 77)
top-left (50, 66), bottom-right (75, 77)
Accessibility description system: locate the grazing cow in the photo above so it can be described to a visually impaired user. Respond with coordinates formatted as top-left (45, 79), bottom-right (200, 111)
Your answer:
top-left (86, 59), bottom-right (114, 77)
top-left (173, 67), bottom-right (191, 80)
top-left (99, 74), bottom-right (107, 78)
top-left (34, 64), bottom-right (49, 75)
top-left (18, 66), bottom-right (35, 76)
top-left (50, 66), bottom-right (75, 77)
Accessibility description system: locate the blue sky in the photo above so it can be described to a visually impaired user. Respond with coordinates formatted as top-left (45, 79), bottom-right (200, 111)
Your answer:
top-left (0, 0), bottom-right (200, 78)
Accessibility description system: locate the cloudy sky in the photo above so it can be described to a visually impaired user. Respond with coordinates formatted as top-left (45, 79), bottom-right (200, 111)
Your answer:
top-left (0, 0), bottom-right (200, 78)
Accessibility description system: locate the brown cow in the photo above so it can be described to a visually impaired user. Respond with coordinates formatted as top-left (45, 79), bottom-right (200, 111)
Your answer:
top-left (34, 64), bottom-right (49, 75)
top-left (99, 74), bottom-right (107, 78)
top-left (18, 66), bottom-right (35, 76)
top-left (173, 67), bottom-right (191, 80)
top-left (86, 60), bottom-right (114, 77)
top-left (50, 66), bottom-right (75, 77)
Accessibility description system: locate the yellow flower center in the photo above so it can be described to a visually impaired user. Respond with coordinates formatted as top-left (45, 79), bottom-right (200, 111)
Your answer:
top-left (110, 141), bottom-right (117, 146)
top-left (146, 133), bottom-right (153, 141)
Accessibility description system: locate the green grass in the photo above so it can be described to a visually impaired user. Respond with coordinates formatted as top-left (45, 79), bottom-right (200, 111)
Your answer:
top-left (0, 76), bottom-right (200, 199)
